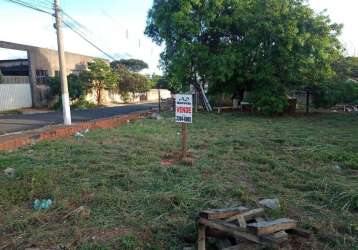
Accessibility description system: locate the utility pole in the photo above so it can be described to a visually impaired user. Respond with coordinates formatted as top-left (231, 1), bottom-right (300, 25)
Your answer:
top-left (54, 0), bottom-right (71, 125)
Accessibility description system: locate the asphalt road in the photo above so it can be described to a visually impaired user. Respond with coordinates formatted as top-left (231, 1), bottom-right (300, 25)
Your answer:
top-left (0, 103), bottom-right (157, 135)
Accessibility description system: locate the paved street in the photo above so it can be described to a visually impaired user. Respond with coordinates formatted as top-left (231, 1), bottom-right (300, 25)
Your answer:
top-left (0, 103), bottom-right (157, 135)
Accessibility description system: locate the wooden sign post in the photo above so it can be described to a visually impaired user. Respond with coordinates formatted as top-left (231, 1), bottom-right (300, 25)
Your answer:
top-left (175, 94), bottom-right (193, 159)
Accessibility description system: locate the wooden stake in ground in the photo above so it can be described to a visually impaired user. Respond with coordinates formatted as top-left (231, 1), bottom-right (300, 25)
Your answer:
top-left (175, 94), bottom-right (193, 160)
top-left (181, 123), bottom-right (188, 158)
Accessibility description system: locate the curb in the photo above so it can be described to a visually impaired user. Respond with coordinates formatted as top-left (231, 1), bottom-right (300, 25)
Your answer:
top-left (0, 110), bottom-right (155, 151)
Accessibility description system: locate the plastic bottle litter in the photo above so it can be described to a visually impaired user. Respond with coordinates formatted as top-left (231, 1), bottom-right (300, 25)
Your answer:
top-left (4, 167), bottom-right (16, 177)
top-left (74, 132), bottom-right (84, 140)
top-left (33, 199), bottom-right (53, 210)
top-left (259, 198), bottom-right (280, 210)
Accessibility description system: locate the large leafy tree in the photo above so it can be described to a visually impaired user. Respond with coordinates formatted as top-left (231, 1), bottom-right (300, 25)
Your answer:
top-left (115, 65), bottom-right (153, 102)
top-left (83, 59), bottom-right (118, 105)
top-left (111, 59), bottom-right (149, 72)
top-left (312, 57), bottom-right (358, 108)
top-left (150, 74), bottom-right (181, 93)
top-left (333, 57), bottom-right (358, 81)
top-left (146, 0), bottom-right (343, 113)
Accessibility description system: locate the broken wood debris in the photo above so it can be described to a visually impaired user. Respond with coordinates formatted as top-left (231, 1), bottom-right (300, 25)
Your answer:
top-left (199, 207), bottom-right (249, 220)
top-left (247, 218), bottom-right (297, 235)
top-left (197, 207), bottom-right (311, 250)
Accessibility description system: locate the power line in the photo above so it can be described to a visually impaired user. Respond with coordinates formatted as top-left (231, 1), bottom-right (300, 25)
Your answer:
top-left (62, 10), bottom-right (92, 34)
top-left (32, 0), bottom-right (54, 10)
top-left (60, 10), bottom-right (127, 59)
top-left (4, 0), bottom-right (119, 61)
top-left (4, 0), bottom-right (53, 14)
top-left (63, 21), bottom-right (117, 61)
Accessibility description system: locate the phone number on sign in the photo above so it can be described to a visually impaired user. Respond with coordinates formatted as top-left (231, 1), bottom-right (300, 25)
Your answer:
top-left (176, 116), bottom-right (192, 123)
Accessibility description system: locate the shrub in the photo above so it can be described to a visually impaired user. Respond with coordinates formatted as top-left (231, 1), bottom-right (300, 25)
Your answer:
top-left (312, 80), bottom-right (358, 108)
top-left (48, 73), bottom-right (88, 101)
top-left (249, 84), bottom-right (288, 115)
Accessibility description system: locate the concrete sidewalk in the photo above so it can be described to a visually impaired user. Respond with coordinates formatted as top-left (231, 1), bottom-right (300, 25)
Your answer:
top-left (0, 103), bottom-right (157, 136)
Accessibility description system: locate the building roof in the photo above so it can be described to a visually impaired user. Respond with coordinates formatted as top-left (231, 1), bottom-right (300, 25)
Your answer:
top-left (0, 40), bottom-right (102, 60)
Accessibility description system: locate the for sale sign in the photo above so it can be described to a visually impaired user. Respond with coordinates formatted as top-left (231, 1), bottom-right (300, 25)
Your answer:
top-left (176, 94), bottom-right (193, 123)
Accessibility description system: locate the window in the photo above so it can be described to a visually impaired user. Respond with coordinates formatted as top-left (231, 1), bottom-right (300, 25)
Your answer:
top-left (36, 70), bottom-right (48, 77)
top-left (36, 69), bottom-right (49, 84)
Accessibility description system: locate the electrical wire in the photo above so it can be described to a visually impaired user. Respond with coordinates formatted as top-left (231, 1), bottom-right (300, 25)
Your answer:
top-left (62, 10), bottom-right (92, 34)
top-left (3, 0), bottom-right (119, 61)
top-left (4, 0), bottom-right (53, 14)
top-left (63, 21), bottom-right (117, 61)
top-left (32, 0), bottom-right (54, 10)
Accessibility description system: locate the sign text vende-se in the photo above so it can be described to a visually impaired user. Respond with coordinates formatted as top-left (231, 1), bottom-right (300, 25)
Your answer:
top-left (176, 94), bottom-right (193, 124)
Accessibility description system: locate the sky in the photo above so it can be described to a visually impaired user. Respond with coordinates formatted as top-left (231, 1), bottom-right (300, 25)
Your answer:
top-left (0, 0), bottom-right (357, 75)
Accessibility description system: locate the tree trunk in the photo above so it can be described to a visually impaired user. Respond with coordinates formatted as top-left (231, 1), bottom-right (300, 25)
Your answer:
top-left (97, 88), bottom-right (102, 105)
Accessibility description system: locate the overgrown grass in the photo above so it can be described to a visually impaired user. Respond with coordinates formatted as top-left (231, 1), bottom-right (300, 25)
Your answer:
top-left (0, 112), bottom-right (357, 249)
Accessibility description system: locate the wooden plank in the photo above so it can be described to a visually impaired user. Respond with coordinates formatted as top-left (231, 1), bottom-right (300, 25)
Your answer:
top-left (225, 208), bottom-right (265, 223)
top-left (200, 207), bottom-right (249, 220)
top-left (247, 218), bottom-right (296, 235)
top-left (198, 224), bottom-right (206, 250)
top-left (198, 218), bottom-right (261, 244)
top-left (286, 228), bottom-right (311, 238)
top-left (260, 231), bottom-right (288, 244)
top-left (237, 216), bottom-right (247, 228)
top-left (255, 217), bottom-right (265, 223)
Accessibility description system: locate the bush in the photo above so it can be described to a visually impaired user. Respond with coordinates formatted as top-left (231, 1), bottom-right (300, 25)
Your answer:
top-left (48, 74), bottom-right (88, 102)
top-left (71, 99), bottom-right (99, 110)
top-left (52, 98), bottom-right (98, 111)
top-left (249, 84), bottom-right (288, 115)
top-left (312, 80), bottom-right (358, 108)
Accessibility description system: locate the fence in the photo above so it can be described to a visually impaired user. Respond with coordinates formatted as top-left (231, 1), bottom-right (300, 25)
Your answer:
top-left (0, 84), bottom-right (32, 111)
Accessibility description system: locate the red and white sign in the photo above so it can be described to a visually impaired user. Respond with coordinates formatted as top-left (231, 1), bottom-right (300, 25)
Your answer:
top-left (175, 94), bottom-right (193, 123)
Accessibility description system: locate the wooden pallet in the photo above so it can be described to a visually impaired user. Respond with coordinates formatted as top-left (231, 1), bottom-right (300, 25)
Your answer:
top-left (197, 207), bottom-right (311, 249)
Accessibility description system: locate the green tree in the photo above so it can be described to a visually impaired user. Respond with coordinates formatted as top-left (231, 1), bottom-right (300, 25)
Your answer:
top-left (146, 0), bottom-right (343, 114)
top-left (311, 80), bottom-right (358, 108)
top-left (333, 57), bottom-right (358, 80)
top-left (83, 59), bottom-right (118, 105)
top-left (116, 65), bottom-right (152, 103)
top-left (311, 56), bottom-right (358, 108)
top-left (111, 59), bottom-right (149, 72)
top-left (150, 74), bottom-right (181, 93)
top-left (49, 74), bottom-right (88, 101)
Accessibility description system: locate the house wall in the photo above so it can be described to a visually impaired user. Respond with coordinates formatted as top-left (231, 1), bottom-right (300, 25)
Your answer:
top-left (0, 41), bottom-right (99, 108)
top-left (28, 47), bottom-right (95, 77)
top-left (86, 89), bottom-right (172, 104)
